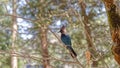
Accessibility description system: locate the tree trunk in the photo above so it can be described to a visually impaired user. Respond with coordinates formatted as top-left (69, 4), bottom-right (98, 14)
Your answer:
top-left (103, 0), bottom-right (120, 65)
top-left (79, 1), bottom-right (98, 67)
top-left (11, 0), bottom-right (18, 68)
top-left (40, 25), bottom-right (51, 68)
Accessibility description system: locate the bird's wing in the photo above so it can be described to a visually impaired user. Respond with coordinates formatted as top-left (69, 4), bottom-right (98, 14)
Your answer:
top-left (61, 35), bottom-right (72, 46)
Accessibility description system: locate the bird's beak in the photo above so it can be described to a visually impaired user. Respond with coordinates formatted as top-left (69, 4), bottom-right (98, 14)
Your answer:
top-left (59, 28), bottom-right (63, 33)
top-left (58, 30), bottom-right (62, 33)
top-left (59, 26), bottom-right (65, 33)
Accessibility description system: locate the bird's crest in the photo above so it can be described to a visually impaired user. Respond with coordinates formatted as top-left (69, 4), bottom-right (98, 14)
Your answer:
top-left (59, 26), bottom-right (66, 33)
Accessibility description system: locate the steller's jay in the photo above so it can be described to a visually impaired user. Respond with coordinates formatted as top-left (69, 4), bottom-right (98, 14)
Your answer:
top-left (59, 26), bottom-right (77, 58)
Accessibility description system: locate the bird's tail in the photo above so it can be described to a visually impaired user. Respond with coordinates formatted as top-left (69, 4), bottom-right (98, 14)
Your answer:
top-left (67, 46), bottom-right (77, 58)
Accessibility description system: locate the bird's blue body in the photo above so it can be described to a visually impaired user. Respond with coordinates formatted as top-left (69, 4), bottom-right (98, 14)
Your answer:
top-left (61, 34), bottom-right (71, 46)
top-left (61, 34), bottom-right (77, 58)
top-left (59, 26), bottom-right (77, 58)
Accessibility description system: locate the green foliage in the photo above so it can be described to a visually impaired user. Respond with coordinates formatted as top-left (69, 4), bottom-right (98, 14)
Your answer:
top-left (0, 55), bottom-right (10, 68)
top-left (0, 0), bottom-right (120, 67)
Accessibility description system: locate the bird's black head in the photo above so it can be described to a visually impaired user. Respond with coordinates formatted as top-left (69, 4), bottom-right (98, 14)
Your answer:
top-left (59, 26), bottom-right (66, 33)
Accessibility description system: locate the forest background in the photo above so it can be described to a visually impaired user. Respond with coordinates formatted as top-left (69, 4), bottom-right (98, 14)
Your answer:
top-left (0, 0), bottom-right (120, 68)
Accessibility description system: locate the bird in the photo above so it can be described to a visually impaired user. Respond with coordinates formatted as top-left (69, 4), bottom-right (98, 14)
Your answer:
top-left (59, 26), bottom-right (77, 58)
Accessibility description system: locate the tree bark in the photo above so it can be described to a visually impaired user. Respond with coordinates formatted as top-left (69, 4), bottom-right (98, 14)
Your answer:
top-left (103, 0), bottom-right (120, 65)
top-left (79, 1), bottom-right (98, 67)
top-left (40, 25), bottom-right (51, 68)
top-left (11, 0), bottom-right (18, 68)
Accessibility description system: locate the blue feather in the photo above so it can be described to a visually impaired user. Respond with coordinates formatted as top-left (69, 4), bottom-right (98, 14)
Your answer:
top-left (60, 33), bottom-right (77, 58)
top-left (61, 34), bottom-right (71, 46)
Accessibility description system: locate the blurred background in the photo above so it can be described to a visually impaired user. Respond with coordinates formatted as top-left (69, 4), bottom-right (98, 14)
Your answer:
top-left (0, 0), bottom-right (120, 68)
